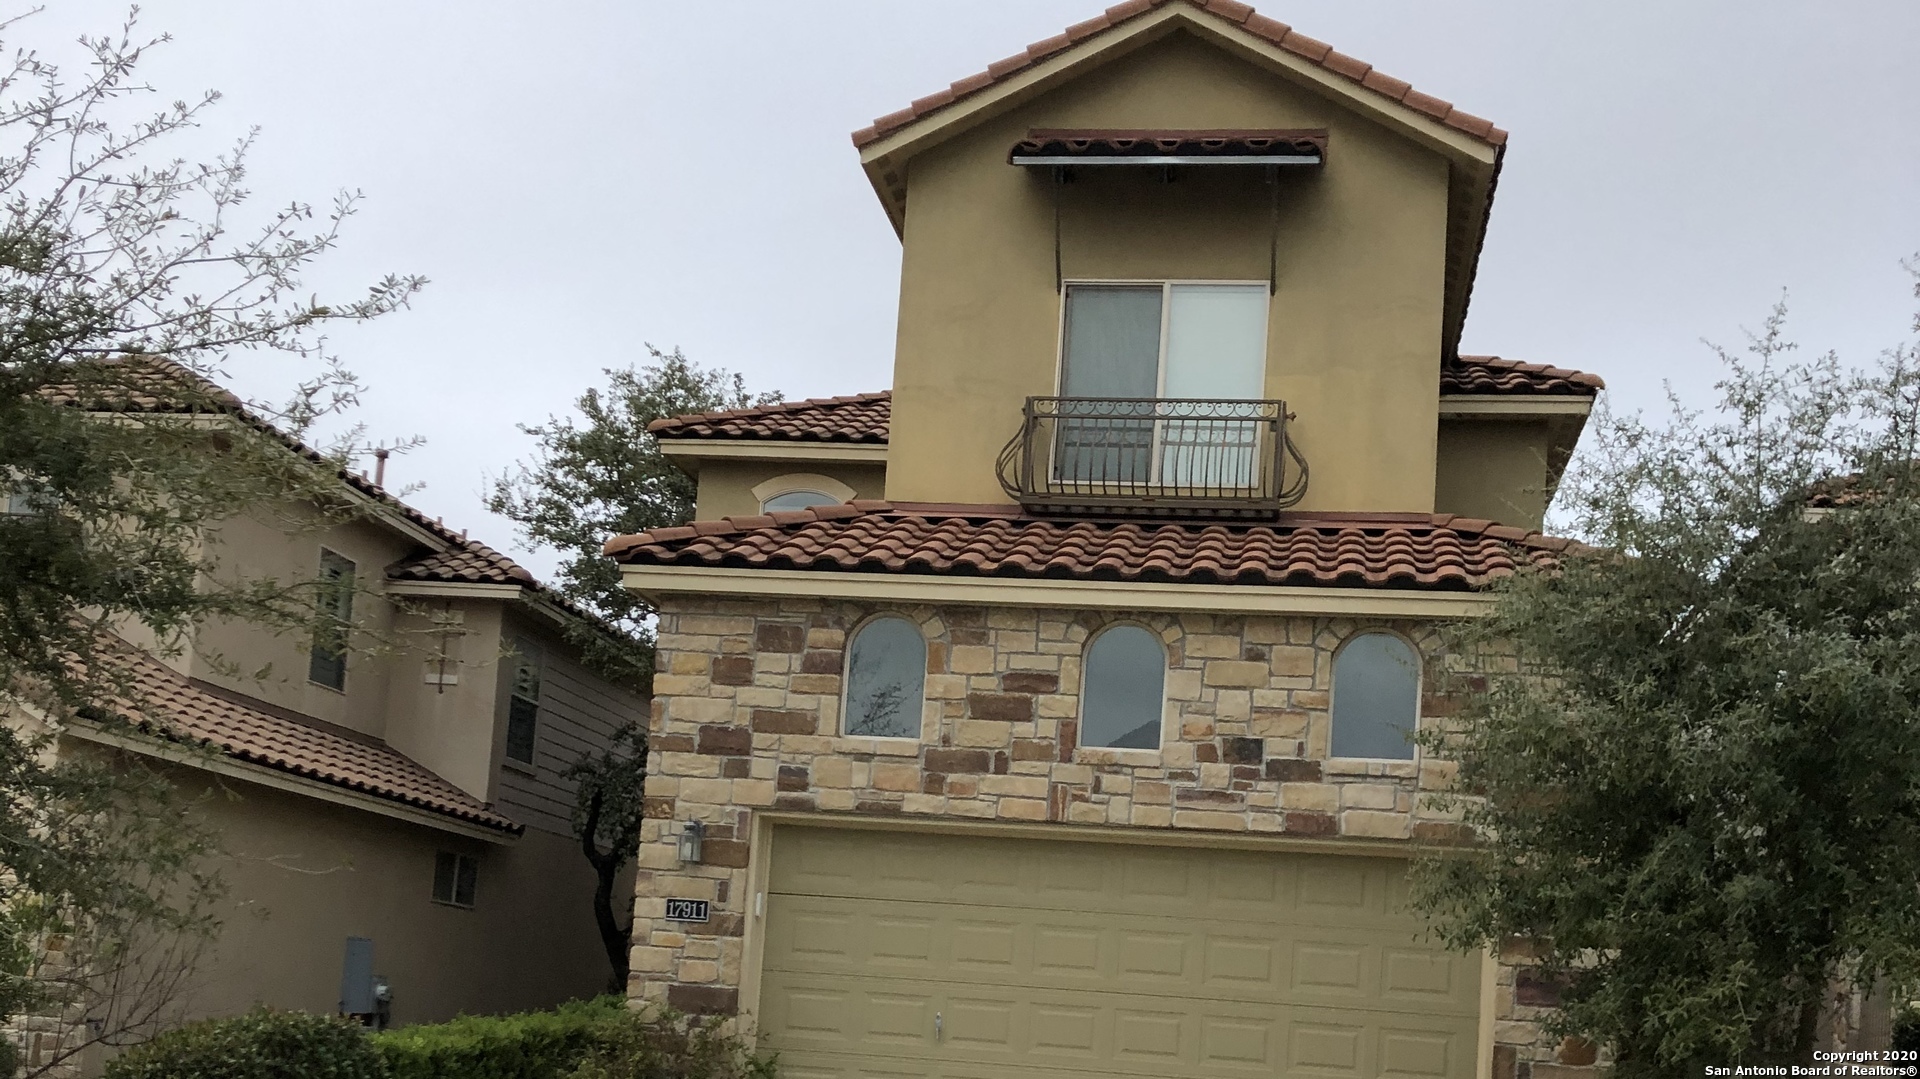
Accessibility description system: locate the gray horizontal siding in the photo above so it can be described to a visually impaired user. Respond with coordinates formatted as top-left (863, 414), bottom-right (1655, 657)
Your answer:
top-left (497, 648), bottom-right (643, 838)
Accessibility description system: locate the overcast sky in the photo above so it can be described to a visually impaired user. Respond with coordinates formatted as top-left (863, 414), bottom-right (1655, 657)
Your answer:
top-left (29, 1), bottom-right (1920, 576)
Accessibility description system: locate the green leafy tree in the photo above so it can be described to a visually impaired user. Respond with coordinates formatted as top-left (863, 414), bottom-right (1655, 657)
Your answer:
top-left (1414, 276), bottom-right (1920, 1073)
top-left (0, 11), bottom-right (420, 1072)
top-left (0, 10), bottom-right (422, 706)
top-left (488, 346), bottom-right (780, 690)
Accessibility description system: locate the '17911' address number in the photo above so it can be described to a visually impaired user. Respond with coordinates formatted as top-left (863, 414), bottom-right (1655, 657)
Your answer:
top-left (664, 899), bottom-right (710, 922)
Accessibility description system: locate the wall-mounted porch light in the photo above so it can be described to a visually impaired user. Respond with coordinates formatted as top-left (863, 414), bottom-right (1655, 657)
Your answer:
top-left (677, 820), bottom-right (704, 865)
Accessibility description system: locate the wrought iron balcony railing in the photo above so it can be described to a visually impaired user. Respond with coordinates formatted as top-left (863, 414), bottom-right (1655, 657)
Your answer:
top-left (995, 396), bottom-right (1309, 519)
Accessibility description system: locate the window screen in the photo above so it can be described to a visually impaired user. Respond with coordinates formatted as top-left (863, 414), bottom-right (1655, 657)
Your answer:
top-left (1330, 632), bottom-right (1421, 760)
top-left (1080, 625), bottom-right (1166, 750)
top-left (843, 616), bottom-right (926, 739)
top-left (505, 640), bottom-right (540, 764)
top-left (432, 851), bottom-right (477, 908)
top-left (307, 550), bottom-right (355, 690)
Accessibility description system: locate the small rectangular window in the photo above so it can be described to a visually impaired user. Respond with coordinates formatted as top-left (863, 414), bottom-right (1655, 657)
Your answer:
top-left (504, 639), bottom-right (541, 764)
top-left (432, 850), bottom-right (478, 908)
top-left (307, 549), bottom-right (356, 690)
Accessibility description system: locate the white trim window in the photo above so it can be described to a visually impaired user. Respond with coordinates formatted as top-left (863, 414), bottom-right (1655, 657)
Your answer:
top-left (432, 850), bottom-right (478, 908)
top-left (1079, 623), bottom-right (1167, 750)
top-left (753, 473), bottom-right (857, 513)
top-left (504, 638), bottom-right (541, 765)
top-left (761, 489), bottom-right (839, 513)
top-left (307, 549), bottom-right (355, 691)
top-left (1329, 632), bottom-right (1422, 760)
top-left (1059, 281), bottom-right (1269, 400)
top-left (842, 616), bottom-right (926, 739)
top-left (1057, 281), bottom-right (1270, 487)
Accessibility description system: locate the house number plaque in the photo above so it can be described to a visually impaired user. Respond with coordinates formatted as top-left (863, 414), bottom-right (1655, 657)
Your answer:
top-left (664, 899), bottom-right (710, 922)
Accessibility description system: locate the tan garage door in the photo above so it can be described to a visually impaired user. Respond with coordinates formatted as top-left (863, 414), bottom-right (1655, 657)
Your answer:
top-left (757, 825), bottom-right (1480, 1079)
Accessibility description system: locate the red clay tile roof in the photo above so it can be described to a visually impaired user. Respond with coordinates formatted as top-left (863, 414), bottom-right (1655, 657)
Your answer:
top-left (605, 501), bottom-right (1574, 591)
top-left (90, 639), bottom-right (520, 833)
top-left (647, 357), bottom-right (1600, 446)
top-left (647, 392), bottom-right (891, 444)
top-left (387, 542), bottom-right (539, 588)
top-left (852, 0), bottom-right (1507, 151)
top-left (39, 356), bottom-right (564, 596)
top-left (1444, 355), bottom-right (1606, 396)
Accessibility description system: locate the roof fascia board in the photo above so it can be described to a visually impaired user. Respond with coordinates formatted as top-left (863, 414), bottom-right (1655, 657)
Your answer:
top-left (383, 580), bottom-right (525, 601)
top-left (860, 7), bottom-right (1496, 178)
top-left (658, 440), bottom-right (890, 465)
top-left (624, 564), bottom-right (1495, 618)
top-left (1178, 17), bottom-right (1498, 166)
top-left (59, 721), bottom-right (519, 844)
top-left (343, 488), bottom-right (456, 550)
top-left (1438, 397), bottom-right (1594, 418)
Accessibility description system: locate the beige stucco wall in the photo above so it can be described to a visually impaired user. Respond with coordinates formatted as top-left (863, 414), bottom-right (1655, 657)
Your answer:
top-left (175, 765), bottom-right (619, 1026)
top-left (1433, 420), bottom-right (1554, 530)
top-left (886, 30), bottom-right (1451, 513)
top-left (382, 599), bottom-right (507, 802)
top-left (190, 509), bottom-right (414, 739)
top-left (692, 461), bottom-right (888, 521)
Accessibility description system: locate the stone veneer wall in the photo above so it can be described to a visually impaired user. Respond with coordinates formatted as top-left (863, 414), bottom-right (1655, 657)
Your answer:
top-left (630, 595), bottom-right (1592, 1076)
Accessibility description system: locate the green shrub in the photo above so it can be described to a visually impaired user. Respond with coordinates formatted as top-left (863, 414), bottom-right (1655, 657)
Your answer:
top-left (372, 996), bottom-right (626, 1079)
top-left (1895, 1001), bottom-right (1920, 1053)
top-left (567, 1009), bottom-right (774, 1079)
top-left (103, 1008), bottom-right (387, 1079)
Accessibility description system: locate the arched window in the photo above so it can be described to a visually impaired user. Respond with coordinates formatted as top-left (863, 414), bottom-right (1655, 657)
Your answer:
top-left (761, 489), bottom-right (840, 513)
top-left (1330, 632), bottom-right (1421, 760)
top-left (843, 616), bottom-right (926, 739)
top-left (1080, 624), bottom-right (1166, 750)
top-left (753, 473), bottom-right (856, 514)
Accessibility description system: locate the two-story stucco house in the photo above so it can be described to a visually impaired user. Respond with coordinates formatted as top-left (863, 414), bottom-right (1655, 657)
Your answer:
top-left (6, 361), bottom-right (644, 1071)
top-left (608, 3), bottom-right (1603, 1077)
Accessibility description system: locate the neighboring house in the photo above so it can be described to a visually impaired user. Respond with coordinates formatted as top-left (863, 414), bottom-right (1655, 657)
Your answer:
top-left (611, 3), bottom-right (1603, 1078)
top-left (5, 362), bottom-right (643, 1070)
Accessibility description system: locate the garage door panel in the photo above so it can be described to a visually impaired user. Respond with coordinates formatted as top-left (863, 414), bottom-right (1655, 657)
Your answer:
top-left (775, 829), bottom-right (1410, 924)
top-left (766, 895), bottom-right (1477, 1014)
top-left (761, 971), bottom-right (1476, 1077)
top-left (760, 827), bottom-right (1479, 1078)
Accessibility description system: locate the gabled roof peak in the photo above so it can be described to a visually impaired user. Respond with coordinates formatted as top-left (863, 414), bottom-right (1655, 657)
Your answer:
top-left (852, 0), bottom-right (1506, 152)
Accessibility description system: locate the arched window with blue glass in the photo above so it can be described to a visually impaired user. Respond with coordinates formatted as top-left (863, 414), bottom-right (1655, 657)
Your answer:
top-left (842, 615), bottom-right (926, 739)
top-left (1330, 631), bottom-right (1421, 760)
top-left (1079, 624), bottom-right (1167, 750)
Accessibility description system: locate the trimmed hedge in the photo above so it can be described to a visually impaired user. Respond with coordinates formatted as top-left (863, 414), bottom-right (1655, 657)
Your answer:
top-left (103, 1008), bottom-right (388, 1079)
top-left (100, 997), bottom-right (773, 1079)
top-left (372, 995), bottom-right (626, 1079)
top-left (569, 1010), bottom-right (775, 1079)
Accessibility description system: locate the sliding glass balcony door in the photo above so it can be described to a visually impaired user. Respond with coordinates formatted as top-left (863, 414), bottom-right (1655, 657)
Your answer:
top-left (1055, 282), bottom-right (1267, 492)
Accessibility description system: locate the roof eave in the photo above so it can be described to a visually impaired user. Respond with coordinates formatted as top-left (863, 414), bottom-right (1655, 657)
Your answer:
top-left (623, 563), bottom-right (1498, 618)
top-left (59, 721), bottom-right (522, 843)
top-left (857, 5), bottom-right (1501, 239)
top-left (657, 438), bottom-right (890, 470)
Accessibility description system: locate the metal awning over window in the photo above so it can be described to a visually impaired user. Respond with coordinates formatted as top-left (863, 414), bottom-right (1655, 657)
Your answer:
top-left (1008, 128), bottom-right (1326, 168)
